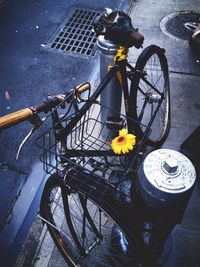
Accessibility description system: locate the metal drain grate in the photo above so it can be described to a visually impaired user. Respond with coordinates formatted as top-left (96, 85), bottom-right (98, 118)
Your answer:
top-left (51, 8), bottom-right (102, 56)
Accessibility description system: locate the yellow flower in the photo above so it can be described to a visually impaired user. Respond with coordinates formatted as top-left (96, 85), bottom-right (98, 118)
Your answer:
top-left (111, 128), bottom-right (136, 155)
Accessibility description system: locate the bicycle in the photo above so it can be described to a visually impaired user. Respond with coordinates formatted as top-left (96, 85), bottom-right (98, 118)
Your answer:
top-left (0, 10), bottom-right (170, 267)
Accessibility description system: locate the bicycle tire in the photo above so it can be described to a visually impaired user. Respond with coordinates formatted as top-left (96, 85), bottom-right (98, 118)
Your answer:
top-left (40, 173), bottom-right (142, 267)
top-left (130, 45), bottom-right (170, 147)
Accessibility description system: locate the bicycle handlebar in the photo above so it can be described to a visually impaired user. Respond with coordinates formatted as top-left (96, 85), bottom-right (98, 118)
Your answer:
top-left (75, 82), bottom-right (91, 94)
top-left (0, 82), bottom-right (91, 130)
top-left (0, 108), bottom-right (34, 130)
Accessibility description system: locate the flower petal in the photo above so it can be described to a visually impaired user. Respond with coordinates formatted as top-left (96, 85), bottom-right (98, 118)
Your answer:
top-left (122, 145), bottom-right (129, 154)
top-left (119, 128), bottom-right (127, 136)
top-left (127, 134), bottom-right (136, 142)
top-left (113, 145), bottom-right (122, 155)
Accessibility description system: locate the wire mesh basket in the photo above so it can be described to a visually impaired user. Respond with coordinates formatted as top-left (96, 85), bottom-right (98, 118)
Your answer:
top-left (36, 101), bottom-right (150, 200)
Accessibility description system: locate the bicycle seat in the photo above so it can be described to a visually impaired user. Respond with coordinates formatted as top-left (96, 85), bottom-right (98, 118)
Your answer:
top-left (93, 10), bottom-right (144, 48)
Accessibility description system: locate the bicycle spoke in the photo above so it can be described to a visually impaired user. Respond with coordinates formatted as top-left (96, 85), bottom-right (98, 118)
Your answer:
top-left (138, 98), bottom-right (148, 121)
top-left (40, 174), bottom-right (138, 267)
top-left (131, 45), bottom-right (170, 146)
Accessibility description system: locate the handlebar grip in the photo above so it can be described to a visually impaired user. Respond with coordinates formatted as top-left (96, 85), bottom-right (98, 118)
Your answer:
top-left (0, 108), bottom-right (33, 130)
top-left (75, 82), bottom-right (91, 94)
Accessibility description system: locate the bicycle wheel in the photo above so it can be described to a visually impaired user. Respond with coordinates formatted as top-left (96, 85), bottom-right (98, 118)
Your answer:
top-left (40, 174), bottom-right (141, 267)
top-left (130, 45), bottom-right (170, 147)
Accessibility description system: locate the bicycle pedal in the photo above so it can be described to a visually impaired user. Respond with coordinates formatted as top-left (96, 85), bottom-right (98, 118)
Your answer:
top-left (106, 117), bottom-right (125, 130)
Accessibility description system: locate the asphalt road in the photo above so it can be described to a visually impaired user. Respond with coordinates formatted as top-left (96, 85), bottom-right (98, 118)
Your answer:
top-left (0, 0), bottom-right (133, 266)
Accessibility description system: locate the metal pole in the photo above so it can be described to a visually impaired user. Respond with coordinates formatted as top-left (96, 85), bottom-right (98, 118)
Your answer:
top-left (97, 36), bottom-right (122, 139)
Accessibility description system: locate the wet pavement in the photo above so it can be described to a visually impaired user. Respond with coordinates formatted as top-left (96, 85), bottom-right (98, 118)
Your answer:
top-left (1, 0), bottom-right (200, 266)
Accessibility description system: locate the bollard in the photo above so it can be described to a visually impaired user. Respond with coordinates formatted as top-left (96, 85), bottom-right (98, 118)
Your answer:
top-left (97, 36), bottom-right (122, 139)
top-left (131, 149), bottom-right (196, 266)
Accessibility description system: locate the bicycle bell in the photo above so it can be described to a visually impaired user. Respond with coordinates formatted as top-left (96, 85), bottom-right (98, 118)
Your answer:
top-left (136, 149), bottom-right (196, 209)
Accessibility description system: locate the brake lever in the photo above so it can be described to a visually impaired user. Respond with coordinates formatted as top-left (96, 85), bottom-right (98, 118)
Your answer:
top-left (16, 114), bottom-right (43, 160)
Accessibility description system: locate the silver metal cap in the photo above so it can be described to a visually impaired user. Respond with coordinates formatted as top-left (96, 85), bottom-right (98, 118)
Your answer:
top-left (162, 157), bottom-right (178, 174)
top-left (142, 149), bottom-right (196, 194)
top-left (97, 35), bottom-right (117, 55)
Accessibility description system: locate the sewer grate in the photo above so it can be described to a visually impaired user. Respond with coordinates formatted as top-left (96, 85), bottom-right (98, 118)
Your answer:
top-left (50, 8), bottom-right (102, 56)
top-left (160, 11), bottom-right (200, 41)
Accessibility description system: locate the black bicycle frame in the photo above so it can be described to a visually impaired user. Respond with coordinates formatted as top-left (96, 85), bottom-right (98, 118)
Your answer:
top-left (58, 61), bottom-right (132, 139)
top-left (50, 58), bottom-right (164, 168)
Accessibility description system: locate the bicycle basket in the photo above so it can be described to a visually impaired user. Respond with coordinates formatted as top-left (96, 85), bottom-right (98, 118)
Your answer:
top-left (36, 102), bottom-right (150, 201)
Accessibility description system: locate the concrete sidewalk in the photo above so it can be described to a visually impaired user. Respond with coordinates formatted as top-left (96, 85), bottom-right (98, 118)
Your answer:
top-left (16, 0), bottom-right (200, 267)
top-left (129, 1), bottom-right (200, 266)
